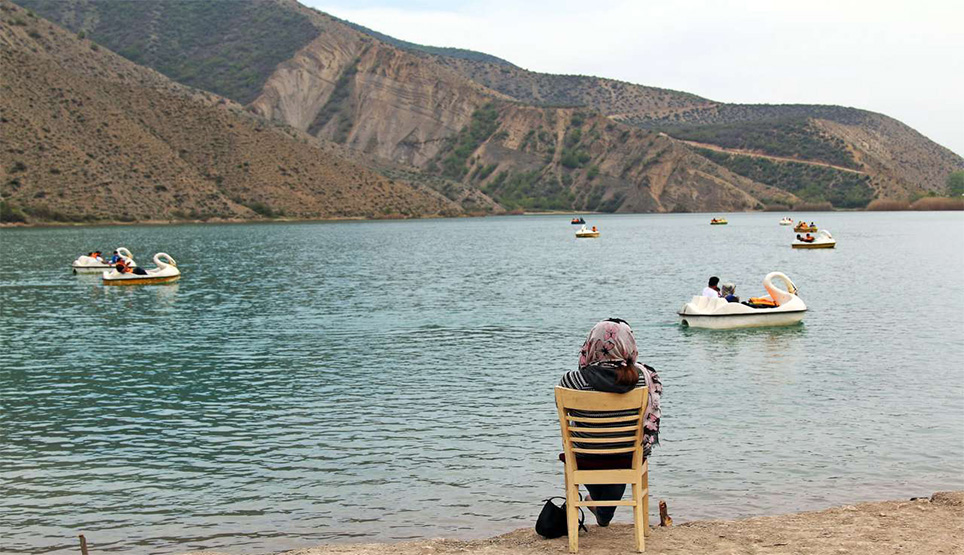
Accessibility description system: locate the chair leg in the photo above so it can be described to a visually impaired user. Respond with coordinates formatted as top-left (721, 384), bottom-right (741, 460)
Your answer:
top-left (632, 479), bottom-right (645, 552)
top-left (642, 467), bottom-right (651, 537)
top-left (565, 473), bottom-right (579, 553)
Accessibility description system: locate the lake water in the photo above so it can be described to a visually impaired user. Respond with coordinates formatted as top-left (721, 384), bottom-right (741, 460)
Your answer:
top-left (2, 212), bottom-right (963, 554)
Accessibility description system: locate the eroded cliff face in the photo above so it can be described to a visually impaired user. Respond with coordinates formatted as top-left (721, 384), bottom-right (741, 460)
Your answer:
top-left (249, 13), bottom-right (504, 168)
top-left (245, 10), bottom-right (796, 213)
top-left (433, 104), bottom-right (799, 213)
top-left (248, 25), bottom-right (361, 131)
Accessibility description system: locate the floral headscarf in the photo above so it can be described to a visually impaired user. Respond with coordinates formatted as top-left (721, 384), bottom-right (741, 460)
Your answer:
top-left (575, 319), bottom-right (662, 454)
top-left (578, 319), bottom-right (638, 370)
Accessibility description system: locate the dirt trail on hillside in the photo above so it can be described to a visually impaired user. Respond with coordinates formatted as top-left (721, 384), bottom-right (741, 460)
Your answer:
top-left (672, 137), bottom-right (867, 174)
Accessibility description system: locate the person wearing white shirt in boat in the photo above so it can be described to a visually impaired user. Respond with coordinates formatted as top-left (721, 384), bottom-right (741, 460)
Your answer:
top-left (702, 276), bottom-right (721, 298)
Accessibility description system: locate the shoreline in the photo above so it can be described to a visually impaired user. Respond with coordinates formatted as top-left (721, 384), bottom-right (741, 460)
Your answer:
top-left (177, 491), bottom-right (963, 555)
top-left (3, 207), bottom-right (961, 229)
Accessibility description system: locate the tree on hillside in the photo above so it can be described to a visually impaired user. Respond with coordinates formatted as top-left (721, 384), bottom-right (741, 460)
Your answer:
top-left (947, 171), bottom-right (964, 196)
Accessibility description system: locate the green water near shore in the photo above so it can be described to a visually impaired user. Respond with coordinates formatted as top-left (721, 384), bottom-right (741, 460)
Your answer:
top-left (1, 212), bottom-right (962, 554)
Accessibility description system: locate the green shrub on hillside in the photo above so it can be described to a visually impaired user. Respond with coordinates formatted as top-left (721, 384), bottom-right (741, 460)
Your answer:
top-left (560, 149), bottom-right (591, 169)
top-left (666, 118), bottom-right (859, 169)
top-left (437, 103), bottom-right (501, 179)
top-left (697, 148), bottom-right (874, 208)
top-left (1, 200), bottom-right (28, 223)
top-left (481, 170), bottom-right (572, 211)
top-left (947, 171), bottom-right (964, 196)
top-left (308, 62), bottom-right (359, 140)
top-left (15, 0), bottom-right (320, 104)
top-left (559, 127), bottom-right (591, 169)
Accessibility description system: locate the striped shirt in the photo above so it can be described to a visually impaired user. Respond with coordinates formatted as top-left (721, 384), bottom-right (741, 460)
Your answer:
top-left (559, 365), bottom-right (662, 458)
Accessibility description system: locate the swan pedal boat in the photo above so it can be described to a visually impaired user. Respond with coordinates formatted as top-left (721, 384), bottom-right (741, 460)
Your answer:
top-left (72, 247), bottom-right (135, 274)
top-left (678, 272), bottom-right (806, 329)
top-left (103, 253), bottom-right (180, 285)
top-left (793, 229), bottom-right (836, 249)
top-left (779, 218), bottom-right (793, 225)
top-left (571, 217), bottom-right (586, 225)
top-left (710, 218), bottom-right (728, 225)
top-left (794, 224), bottom-right (818, 232)
top-left (575, 225), bottom-right (599, 238)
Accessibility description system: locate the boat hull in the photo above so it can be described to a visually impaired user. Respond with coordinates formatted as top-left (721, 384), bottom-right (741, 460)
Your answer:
top-left (678, 310), bottom-right (806, 329)
top-left (794, 226), bottom-right (817, 232)
top-left (792, 242), bottom-right (835, 249)
top-left (575, 232), bottom-right (600, 238)
top-left (72, 264), bottom-right (114, 274)
top-left (103, 274), bottom-right (180, 286)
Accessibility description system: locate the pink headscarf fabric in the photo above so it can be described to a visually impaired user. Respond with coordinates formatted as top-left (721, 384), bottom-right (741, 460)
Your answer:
top-left (578, 319), bottom-right (639, 369)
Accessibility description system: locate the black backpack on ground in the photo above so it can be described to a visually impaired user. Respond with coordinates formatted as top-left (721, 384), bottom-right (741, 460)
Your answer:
top-left (535, 496), bottom-right (587, 539)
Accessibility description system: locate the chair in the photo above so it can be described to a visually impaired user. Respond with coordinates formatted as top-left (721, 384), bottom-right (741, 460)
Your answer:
top-left (555, 386), bottom-right (650, 553)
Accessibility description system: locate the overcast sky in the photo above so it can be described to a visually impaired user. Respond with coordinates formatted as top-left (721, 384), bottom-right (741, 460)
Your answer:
top-left (303, 0), bottom-right (963, 157)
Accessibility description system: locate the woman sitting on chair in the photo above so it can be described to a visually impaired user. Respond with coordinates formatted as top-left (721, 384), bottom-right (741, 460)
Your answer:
top-left (558, 318), bottom-right (662, 526)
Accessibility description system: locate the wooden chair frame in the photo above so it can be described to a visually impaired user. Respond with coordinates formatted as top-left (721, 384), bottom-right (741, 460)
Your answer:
top-left (555, 386), bottom-right (650, 552)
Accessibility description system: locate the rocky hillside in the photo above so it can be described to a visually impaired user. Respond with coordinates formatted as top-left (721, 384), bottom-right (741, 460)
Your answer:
top-left (245, 4), bottom-right (799, 212)
top-left (10, 0), bottom-right (320, 104)
top-left (0, 0), bottom-right (458, 224)
top-left (11, 0), bottom-right (963, 213)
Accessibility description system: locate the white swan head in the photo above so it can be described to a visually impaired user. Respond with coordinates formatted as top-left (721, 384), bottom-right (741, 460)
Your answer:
top-left (153, 253), bottom-right (177, 268)
top-left (763, 271), bottom-right (798, 305)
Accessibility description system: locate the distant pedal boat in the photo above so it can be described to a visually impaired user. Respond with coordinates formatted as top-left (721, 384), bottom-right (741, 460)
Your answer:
top-left (575, 225), bottom-right (599, 238)
top-left (710, 218), bottom-right (728, 225)
top-left (103, 253), bottom-right (180, 285)
top-left (72, 247), bottom-right (135, 274)
top-left (779, 217), bottom-right (793, 225)
top-left (793, 230), bottom-right (836, 249)
top-left (678, 272), bottom-right (806, 330)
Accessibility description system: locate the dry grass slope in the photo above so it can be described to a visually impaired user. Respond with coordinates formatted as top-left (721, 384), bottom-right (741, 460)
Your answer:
top-left (0, 0), bottom-right (458, 224)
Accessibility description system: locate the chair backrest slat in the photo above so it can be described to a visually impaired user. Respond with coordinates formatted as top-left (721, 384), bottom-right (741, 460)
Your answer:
top-left (571, 446), bottom-right (637, 455)
top-left (568, 414), bottom-right (640, 424)
top-left (568, 424), bottom-right (638, 433)
top-left (555, 386), bottom-right (648, 471)
top-left (567, 435), bottom-right (638, 444)
top-left (556, 387), bottom-right (647, 411)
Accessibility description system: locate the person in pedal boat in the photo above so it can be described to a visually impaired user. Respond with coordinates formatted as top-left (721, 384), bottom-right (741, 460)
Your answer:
top-left (557, 319), bottom-right (662, 527)
top-left (702, 276), bottom-right (721, 298)
top-left (721, 283), bottom-right (740, 303)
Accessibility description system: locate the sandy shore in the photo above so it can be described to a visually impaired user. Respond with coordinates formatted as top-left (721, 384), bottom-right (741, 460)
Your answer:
top-left (182, 491), bottom-right (963, 555)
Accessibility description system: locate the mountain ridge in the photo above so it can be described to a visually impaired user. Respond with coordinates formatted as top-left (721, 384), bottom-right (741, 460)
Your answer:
top-left (0, 0), bottom-right (460, 224)
top-left (6, 0), bottom-right (962, 222)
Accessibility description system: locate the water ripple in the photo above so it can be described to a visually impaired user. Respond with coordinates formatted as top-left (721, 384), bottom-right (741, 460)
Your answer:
top-left (1, 213), bottom-right (963, 554)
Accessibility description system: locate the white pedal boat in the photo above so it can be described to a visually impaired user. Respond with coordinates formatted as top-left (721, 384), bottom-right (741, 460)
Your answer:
top-left (575, 225), bottom-right (600, 238)
top-left (72, 247), bottom-right (135, 273)
top-left (779, 217), bottom-right (793, 225)
top-left (678, 272), bottom-right (806, 330)
top-left (793, 229), bottom-right (836, 249)
top-left (103, 253), bottom-right (180, 285)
